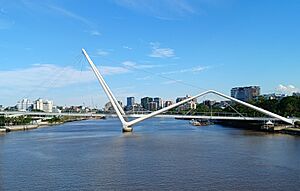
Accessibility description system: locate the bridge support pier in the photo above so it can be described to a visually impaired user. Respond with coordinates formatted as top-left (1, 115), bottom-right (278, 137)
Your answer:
top-left (122, 125), bottom-right (133, 133)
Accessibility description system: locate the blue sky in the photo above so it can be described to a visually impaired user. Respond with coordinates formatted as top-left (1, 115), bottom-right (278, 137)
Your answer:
top-left (1, 0), bottom-right (300, 107)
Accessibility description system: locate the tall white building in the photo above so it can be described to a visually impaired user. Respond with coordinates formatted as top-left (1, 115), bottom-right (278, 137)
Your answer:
top-left (43, 100), bottom-right (53, 113)
top-left (33, 98), bottom-right (44, 111)
top-left (33, 98), bottom-right (54, 112)
top-left (17, 99), bottom-right (33, 111)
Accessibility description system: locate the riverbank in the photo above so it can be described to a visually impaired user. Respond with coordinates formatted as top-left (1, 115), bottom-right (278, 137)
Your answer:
top-left (0, 117), bottom-right (100, 134)
top-left (176, 118), bottom-right (300, 136)
top-left (280, 127), bottom-right (300, 135)
top-left (216, 121), bottom-right (300, 136)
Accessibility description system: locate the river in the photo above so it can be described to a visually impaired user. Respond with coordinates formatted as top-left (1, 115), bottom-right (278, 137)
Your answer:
top-left (1, 118), bottom-right (300, 191)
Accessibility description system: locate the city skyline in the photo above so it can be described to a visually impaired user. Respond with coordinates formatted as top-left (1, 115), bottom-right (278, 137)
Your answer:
top-left (1, 0), bottom-right (300, 107)
top-left (4, 85), bottom-right (297, 112)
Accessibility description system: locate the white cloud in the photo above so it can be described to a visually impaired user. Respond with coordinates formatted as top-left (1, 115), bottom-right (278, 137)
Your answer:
top-left (122, 61), bottom-right (136, 67)
top-left (100, 66), bottom-right (129, 75)
top-left (0, 63), bottom-right (134, 106)
top-left (276, 84), bottom-right (299, 95)
top-left (90, 30), bottom-right (101, 36)
top-left (161, 66), bottom-right (209, 75)
top-left (149, 42), bottom-right (175, 58)
top-left (162, 80), bottom-right (183, 85)
top-left (122, 60), bottom-right (158, 69)
top-left (0, 64), bottom-right (129, 90)
top-left (136, 76), bottom-right (152, 80)
top-left (96, 49), bottom-right (109, 56)
top-left (48, 5), bottom-right (96, 28)
top-left (123, 46), bottom-right (133, 50)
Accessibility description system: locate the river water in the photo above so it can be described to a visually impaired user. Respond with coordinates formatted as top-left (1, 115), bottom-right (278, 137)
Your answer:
top-left (0, 118), bottom-right (300, 191)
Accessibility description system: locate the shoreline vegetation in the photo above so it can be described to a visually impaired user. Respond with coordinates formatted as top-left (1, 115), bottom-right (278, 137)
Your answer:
top-left (0, 116), bottom-right (105, 134)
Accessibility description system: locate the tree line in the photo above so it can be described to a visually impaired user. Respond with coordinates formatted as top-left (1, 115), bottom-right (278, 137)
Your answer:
top-left (193, 96), bottom-right (300, 118)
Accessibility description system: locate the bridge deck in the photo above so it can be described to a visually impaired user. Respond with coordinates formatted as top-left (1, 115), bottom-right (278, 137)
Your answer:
top-left (0, 111), bottom-right (279, 121)
top-left (1, 111), bottom-right (298, 122)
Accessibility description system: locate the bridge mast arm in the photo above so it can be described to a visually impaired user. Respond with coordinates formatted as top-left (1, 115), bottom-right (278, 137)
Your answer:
top-left (81, 48), bottom-right (126, 116)
top-left (210, 90), bottom-right (294, 125)
top-left (82, 48), bottom-right (128, 126)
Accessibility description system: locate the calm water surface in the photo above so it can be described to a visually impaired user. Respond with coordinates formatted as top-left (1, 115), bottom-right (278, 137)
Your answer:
top-left (1, 118), bottom-right (300, 191)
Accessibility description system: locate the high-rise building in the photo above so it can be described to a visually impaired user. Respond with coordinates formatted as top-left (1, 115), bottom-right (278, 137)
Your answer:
top-left (43, 100), bottom-right (53, 113)
top-left (33, 98), bottom-right (44, 111)
top-left (147, 102), bottom-right (158, 111)
top-left (176, 95), bottom-right (197, 103)
top-left (231, 86), bottom-right (260, 102)
top-left (33, 98), bottom-right (54, 112)
top-left (141, 97), bottom-right (153, 110)
top-left (176, 95), bottom-right (197, 111)
top-left (127, 97), bottom-right (135, 107)
top-left (153, 97), bottom-right (162, 109)
top-left (17, 98), bottom-right (33, 111)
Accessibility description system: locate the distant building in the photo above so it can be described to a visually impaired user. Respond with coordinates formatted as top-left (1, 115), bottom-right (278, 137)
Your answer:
top-left (176, 97), bottom-right (185, 103)
top-left (176, 95), bottom-right (197, 104)
top-left (33, 98), bottom-right (44, 111)
top-left (33, 98), bottom-right (54, 112)
top-left (293, 92), bottom-right (300, 97)
top-left (4, 106), bottom-right (18, 111)
top-left (61, 105), bottom-right (90, 113)
top-left (104, 101), bottom-right (123, 113)
top-left (262, 93), bottom-right (287, 100)
top-left (127, 97), bottom-right (135, 107)
top-left (214, 101), bottom-right (232, 109)
top-left (177, 102), bottom-right (197, 111)
top-left (203, 100), bottom-right (216, 106)
top-left (52, 107), bottom-right (61, 113)
top-left (153, 97), bottom-right (162, 109)
top-left (147, 102), bottom-right (158, 111)
top-left (176, 95), bottom-right (197, 111)
top-left (164, 101), bottom-right (173, 108)
top-left (17, 98), bottom-right (33, 111)
top-left (141, 97), bottom-right (153, 110)
top-left (231, 86), bottom-right (260, 102)
top-left (43, 100), bottom-right (53, 113)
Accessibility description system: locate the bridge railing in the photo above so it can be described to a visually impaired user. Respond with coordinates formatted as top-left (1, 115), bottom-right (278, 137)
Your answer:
top-left (122, 111), bottom-right (249, 117)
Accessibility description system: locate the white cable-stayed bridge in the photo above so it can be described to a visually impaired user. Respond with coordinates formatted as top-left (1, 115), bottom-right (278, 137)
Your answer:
top-left (81, 48), bottom-right (297, 132)
top-left (1, 49), bottom-right (298, 132)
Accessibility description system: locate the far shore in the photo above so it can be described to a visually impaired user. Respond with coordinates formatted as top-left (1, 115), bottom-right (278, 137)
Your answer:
top-left (0, 117), bottom-right (104, 134)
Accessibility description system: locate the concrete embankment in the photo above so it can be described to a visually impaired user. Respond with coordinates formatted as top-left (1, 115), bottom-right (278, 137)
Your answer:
top-left (5, 124), bottom-right (39, 132)
top-left (280, 128), bottom-right (300, 135)
top-left (0, 128), bottom-right (6, 133)
top-left (0, 117), bottom-right (95, 134)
